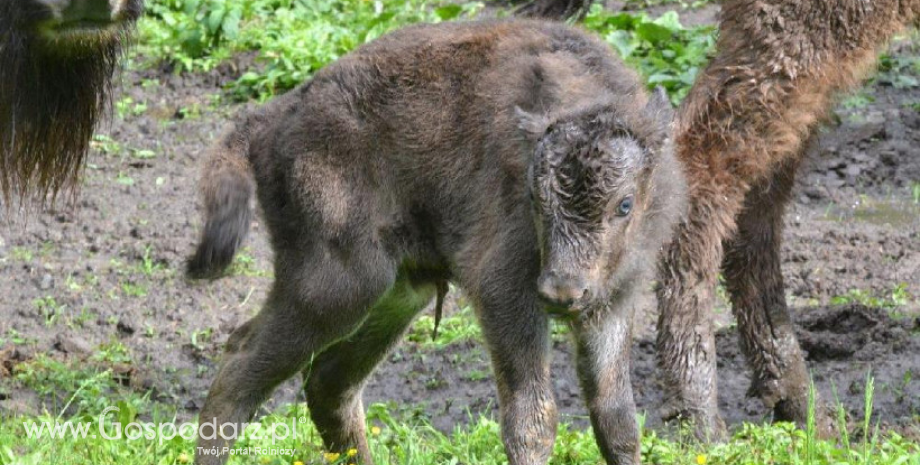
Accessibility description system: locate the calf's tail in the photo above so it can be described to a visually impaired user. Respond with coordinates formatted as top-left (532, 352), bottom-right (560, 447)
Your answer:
top-left (186, 120), bottom-right (257, 280)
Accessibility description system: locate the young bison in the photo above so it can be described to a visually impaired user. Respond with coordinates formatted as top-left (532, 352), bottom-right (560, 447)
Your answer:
top-left (0, 0), bottom-right (142, 204)
top-left (656, 0), bottom-right (920, 438)
top-left (187, 19), bottom-right (684, 465)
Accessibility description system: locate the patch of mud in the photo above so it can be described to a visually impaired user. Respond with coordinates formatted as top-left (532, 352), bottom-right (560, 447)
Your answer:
top-left (796, 305), bottom-right (914, 362)
top-left (714, 305), bottom-right (920, 429)
top-left (355, 304), bottom-right (920, 433)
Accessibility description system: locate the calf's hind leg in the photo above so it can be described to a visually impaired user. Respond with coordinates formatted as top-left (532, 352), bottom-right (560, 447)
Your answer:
top-left (303, 274), bottom-right (437, 464)
top-left (195, 243), bottom-right (396, 465)
top-left (721, 158), bottom-right (832, 434)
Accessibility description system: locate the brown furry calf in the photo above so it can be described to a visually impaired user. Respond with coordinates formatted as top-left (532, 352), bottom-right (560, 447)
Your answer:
top-left (187, 19), bottom-right (685, 465)
top-left (0, 0), bottom-right (142, 204)
top-left (656, 0), bottom-right (920, 438)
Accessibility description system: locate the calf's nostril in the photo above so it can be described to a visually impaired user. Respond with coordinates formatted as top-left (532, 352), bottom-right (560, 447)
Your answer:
top-left (538, 292), bottom-right (574, 308)
top-left (537, 279), bottom-right (557, 303)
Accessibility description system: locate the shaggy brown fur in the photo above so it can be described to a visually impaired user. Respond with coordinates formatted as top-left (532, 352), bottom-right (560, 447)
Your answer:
top-left (656, 0), bottom-right (920, 439)
top-left (188, 19), bottom-right (685, 465)
top-left (0, 0), bottom-right (142, 205)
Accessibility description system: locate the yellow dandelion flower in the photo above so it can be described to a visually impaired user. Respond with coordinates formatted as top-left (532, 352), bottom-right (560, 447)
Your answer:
top-left (371, 426), bottom-right (382, 436)
top-left (696, 454), bottom-right (707, 465)
top-left (177, 452), bottom-right (190, 464)
top-left (347, 448), bottom-right (358, 457)
top-left (294, 461), bottom-right (305, 465)
top-left (324, 452), bottom-right (341, 462)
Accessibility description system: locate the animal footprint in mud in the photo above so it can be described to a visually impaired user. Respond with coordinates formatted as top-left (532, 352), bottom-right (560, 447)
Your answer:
top-left (795, 304), bottom-right (909, 362)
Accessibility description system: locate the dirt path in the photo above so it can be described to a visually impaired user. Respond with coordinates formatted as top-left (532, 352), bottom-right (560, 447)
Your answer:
top-left (1, 19), bottom-right (918, 437)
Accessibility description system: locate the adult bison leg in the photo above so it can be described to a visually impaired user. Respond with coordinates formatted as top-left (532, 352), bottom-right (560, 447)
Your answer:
top-left (655, 192), bottom-right (740, 440)
top-left (721, 157), bottom-right (832, 434)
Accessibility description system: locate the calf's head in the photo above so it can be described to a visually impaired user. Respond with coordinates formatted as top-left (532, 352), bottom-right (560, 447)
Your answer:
top-left (0, 0), bottom-right (143, 204)
top-left (519, 90), bottom-right (679, 315)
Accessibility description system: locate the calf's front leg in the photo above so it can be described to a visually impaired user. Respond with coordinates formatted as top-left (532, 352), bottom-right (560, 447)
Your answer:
top-left (478, 291), bottom-right (558, 465)
top-left (572, 304), bottom-right (639, 465)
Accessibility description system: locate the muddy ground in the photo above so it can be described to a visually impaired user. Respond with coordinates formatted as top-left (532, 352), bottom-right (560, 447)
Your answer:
top-left (1, 6), bottom-right (919, 439)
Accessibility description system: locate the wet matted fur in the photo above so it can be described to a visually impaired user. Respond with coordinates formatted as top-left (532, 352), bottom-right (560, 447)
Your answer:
top-left (656, 0), bottom-right (920, 439)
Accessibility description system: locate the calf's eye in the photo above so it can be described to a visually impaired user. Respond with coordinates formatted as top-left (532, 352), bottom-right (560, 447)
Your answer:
top-left (615, 195), bottom-right (634, 216)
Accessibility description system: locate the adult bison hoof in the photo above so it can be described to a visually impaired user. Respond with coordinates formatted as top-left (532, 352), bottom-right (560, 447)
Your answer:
top-left (774, 397), bottom-right (838, 439)
top-left (661, 405), bottom-right (727, 442)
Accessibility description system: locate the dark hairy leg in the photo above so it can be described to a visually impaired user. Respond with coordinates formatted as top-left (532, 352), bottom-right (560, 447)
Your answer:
top-left (478, 290), bottom-right (557, 465)
top-left (721, 158), bottom-right (833, 434)
top-left (572, 302), bottom-right (640, 465)
top-left (303, 274), bottom-right (437, 464)
top-left (655, 214), bottom-right (734, 440)
top-left (195, 243), bottom-right (396, 465)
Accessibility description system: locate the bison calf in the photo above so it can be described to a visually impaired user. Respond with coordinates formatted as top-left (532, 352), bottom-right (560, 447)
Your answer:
top-left (188, 19), bottom-right (684, 465)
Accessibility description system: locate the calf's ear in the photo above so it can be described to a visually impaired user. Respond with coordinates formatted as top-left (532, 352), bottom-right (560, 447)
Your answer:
top-left (515, 106), bottom-right (549, 139)
top-left (645, 86), bottom-right (674, 131)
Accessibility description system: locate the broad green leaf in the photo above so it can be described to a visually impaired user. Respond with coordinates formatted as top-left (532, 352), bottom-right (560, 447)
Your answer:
top-left (434, 4), bottom-right (463, 21)
top-left (653, 10), bottom-right (683, 31)
top-left (635, 22), bottom-right (672, 44)
top-left (222, 7), bottom-right (242, 39)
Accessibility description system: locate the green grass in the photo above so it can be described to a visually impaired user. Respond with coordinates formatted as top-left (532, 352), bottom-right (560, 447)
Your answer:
top-left (404, 291), bottom-right (574, 349)
top-left (32, 296), bottom-right (66, 327)
top-left (405, 297), bottom-right (482, 349)
top-left (226, 248), bottom-right (272, 278)
top-left (115, 97), bottom-right (149, 119)
top-left (3, 314), bottom-right (919, 464)
top-left (582, 5), bottom-right (716, 104)
top-left (10, 247), bottom-right (35, 262)
top-left (4, 318), bottom-right (918, 464)
top-left (2, 381), bottom-right (919, 464)
top-left (137, 0), bottom-right (483, 100)
top-left (841, 91), bottom-right (876, 110)
top-left (830, 283), bottom-right (913, 310)
top-left (135, 0), bottom-right (716, 103)
top-left (877, 51), bottom-right (920, 89)
top-left (10, 351), bottom-right (146, 420)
